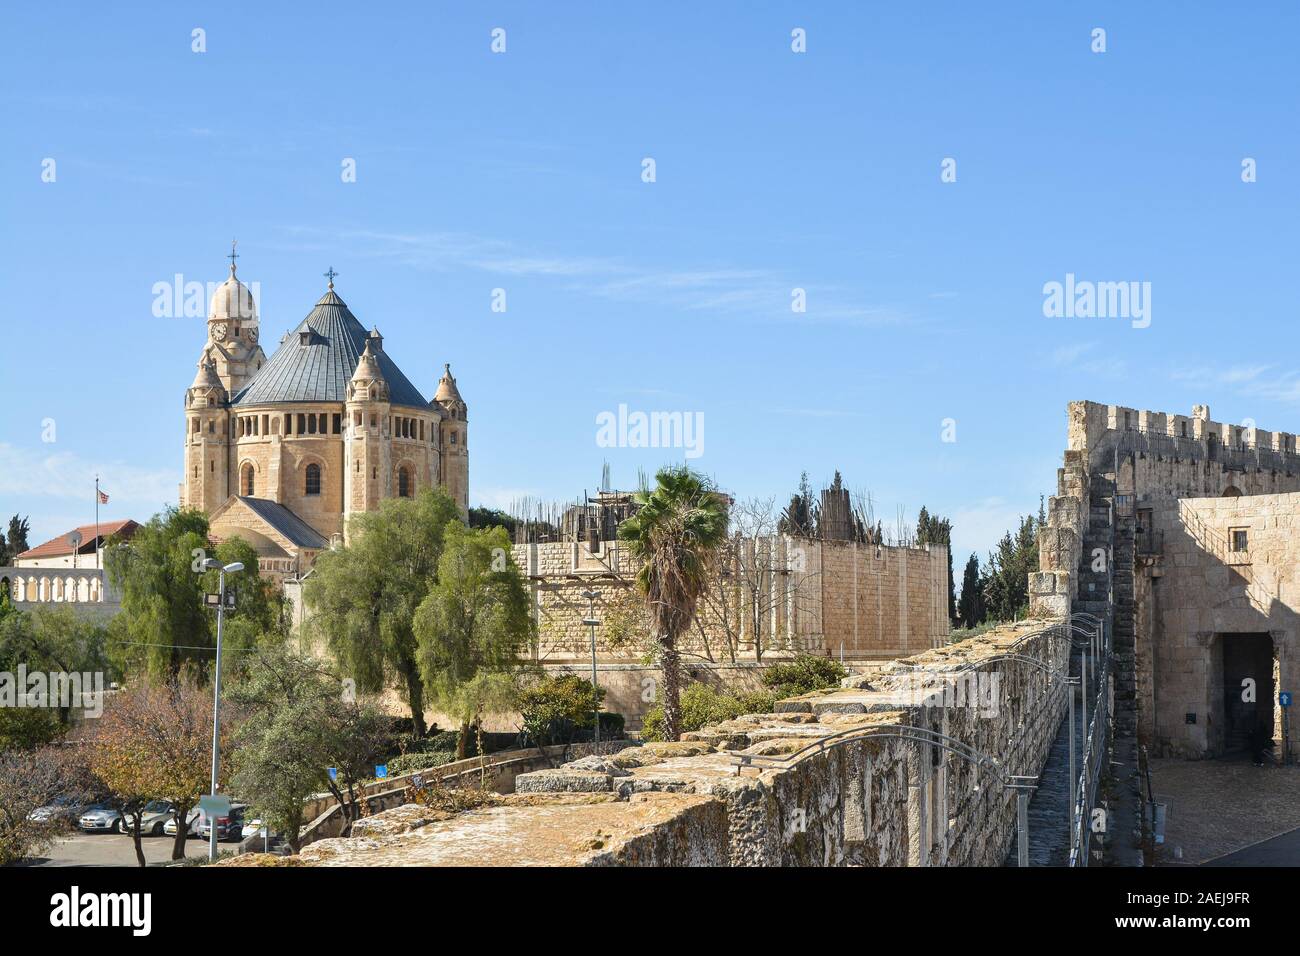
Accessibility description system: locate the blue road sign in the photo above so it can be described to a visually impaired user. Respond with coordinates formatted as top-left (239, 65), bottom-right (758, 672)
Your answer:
top-left (327, 767), bottom-right (338, 781)
top-left (1280, 692), bottom-right (1292, 708)
top-left (375, 764), bottom-right (388, 778)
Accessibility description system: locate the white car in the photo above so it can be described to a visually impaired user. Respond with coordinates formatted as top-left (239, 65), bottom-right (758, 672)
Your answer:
top-left (163, 807), bottom-right (203, 838)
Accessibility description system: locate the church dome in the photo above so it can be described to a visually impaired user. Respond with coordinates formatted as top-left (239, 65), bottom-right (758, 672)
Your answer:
top-left (209, 259), bottom-right (258, 325)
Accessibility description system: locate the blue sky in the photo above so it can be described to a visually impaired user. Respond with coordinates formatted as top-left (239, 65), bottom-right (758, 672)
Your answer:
top-left (2, 1), bottom-right (1298, 569)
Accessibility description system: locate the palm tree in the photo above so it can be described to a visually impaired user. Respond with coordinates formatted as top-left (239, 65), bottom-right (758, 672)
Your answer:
top-left (617, 466), bottom-right (729, 741)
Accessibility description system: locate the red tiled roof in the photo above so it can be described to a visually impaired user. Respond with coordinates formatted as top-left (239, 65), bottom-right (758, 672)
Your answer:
top-left (17, 520), bottom-right (140, 560)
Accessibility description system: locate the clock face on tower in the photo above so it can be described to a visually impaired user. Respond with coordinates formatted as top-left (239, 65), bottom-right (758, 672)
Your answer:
top-left (212, 322), bottom-right (228, 341)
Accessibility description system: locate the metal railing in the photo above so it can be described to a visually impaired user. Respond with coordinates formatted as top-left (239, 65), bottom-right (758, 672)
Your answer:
top-left (1067, 612), bottom-right (1109, 867)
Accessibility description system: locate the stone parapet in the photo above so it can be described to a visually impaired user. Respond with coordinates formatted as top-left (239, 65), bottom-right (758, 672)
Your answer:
top-left (288, 619), bottom-right (1068, 866)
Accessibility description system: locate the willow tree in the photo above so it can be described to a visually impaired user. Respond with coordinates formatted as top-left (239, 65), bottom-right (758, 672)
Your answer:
top-left (414, 523), bottom-right (533, 758)
top-left (105, 509), bottom-right (282, 682)
top-left (305, 488), bottom-right (460, 736)
top-left (617, 466), bottom-right (729, 741)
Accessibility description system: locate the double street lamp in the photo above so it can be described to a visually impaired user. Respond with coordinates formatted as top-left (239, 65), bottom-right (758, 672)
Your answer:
top-left (203, 559), bottom-right (243, 862)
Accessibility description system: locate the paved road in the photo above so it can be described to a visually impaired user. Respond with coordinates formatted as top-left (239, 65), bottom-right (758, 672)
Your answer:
top-left (31, 831), bottom-right (221, 867)
top-left (1204, 826), bottom-right (1300, 866)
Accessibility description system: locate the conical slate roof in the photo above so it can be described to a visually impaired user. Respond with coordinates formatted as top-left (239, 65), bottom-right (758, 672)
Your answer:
top-left (434, 363), bottom-right (464, 404)
top-left (232, 289), bottom-right (428, 407)
top-left (191, 359), bottom-right (224, 391)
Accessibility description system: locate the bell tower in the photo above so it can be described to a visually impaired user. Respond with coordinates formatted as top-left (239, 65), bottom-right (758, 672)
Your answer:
top-left (204, 241), bottom-right (266, 395)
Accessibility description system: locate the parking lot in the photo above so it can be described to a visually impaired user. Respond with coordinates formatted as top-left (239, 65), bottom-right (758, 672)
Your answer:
top-left (33, 830), bottom-right (224, 867)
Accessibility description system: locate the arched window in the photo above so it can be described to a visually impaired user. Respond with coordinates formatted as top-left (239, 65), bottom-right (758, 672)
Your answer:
top-left (305, 463), bottom-right (321, 496)
top-left (241, 463), bottom-right (255, 496)
top-left (398, 466), bottom-right (412, 498)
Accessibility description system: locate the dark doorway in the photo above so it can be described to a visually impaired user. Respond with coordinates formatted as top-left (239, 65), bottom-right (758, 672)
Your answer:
top-left (1220, 633), bottom-right (1275, 756)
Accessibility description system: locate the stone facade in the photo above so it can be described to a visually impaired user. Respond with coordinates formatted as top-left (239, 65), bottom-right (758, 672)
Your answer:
top-left (513, 535), bottom-right (949, 665)
top-left (1143, 493), bottom-right (1300, 757)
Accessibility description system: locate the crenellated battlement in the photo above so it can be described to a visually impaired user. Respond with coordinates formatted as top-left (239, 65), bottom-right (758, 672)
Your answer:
top-left (1070, 400), bottom-right (1299, 461)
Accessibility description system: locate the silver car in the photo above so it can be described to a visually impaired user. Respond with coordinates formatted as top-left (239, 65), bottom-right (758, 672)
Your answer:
top-left (27, 796), bottom-right (85, 828)
top-left (140, 800), bottom-right (177, 837)
top-left (78, 803), bottom-right (124, 834)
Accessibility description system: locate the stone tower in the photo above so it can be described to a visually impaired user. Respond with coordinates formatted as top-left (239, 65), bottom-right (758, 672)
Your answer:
top-left (203, 247), bottom-right (266, 396)
top-left (434, 363), bottom-right (469, 518)
top-left (343, 332), bottom-right (392, 539)
top-left (183, 359), bottom-right (231, 513)
top-left (182, 248), bottom-right (266, 511)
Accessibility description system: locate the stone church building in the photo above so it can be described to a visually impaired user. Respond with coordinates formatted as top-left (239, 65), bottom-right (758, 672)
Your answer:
top-left (181, 254), bottom-right (468, 578)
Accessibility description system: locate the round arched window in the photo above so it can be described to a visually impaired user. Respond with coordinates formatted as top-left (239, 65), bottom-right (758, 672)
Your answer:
top-left (241, 463), bottom-right (255, 497)
top-left (398, 466), bottom-right (412, 498)
top-left (305, 463), bottom-right (321, 496)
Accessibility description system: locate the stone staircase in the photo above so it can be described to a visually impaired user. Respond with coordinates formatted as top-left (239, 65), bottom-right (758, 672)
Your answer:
top-left (1112, 513), bottom-right (1138, 737)
top-left (1074, 473), bottom-right (1116, 647)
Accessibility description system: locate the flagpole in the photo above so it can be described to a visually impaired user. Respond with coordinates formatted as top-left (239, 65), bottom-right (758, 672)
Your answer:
top-left (95, 475), bottom-right (100, 570)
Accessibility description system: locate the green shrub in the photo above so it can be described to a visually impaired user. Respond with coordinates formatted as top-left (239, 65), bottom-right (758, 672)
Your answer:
top-left (640, 684), bottom-right (778, 741)
top-left (760, 655), bottom-right (848, 698)
top-left (384, 751), bottom-right (457, 777)
top-left (518, 674), bottom-right (607, 747)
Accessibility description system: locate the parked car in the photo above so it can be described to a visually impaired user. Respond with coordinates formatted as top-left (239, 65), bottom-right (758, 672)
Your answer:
top-left (78, 803), bottom-right (124, 834)
top-left (200, 805), bottom-right (246, 842)
top-left (27, 796), bottom-right (87, 828)
top-left (140, 800), bottom-right (177, 837)
top-left (241, 816), bottom-right (267, 841)
top-left (164, 807), bottom-right (203, 838)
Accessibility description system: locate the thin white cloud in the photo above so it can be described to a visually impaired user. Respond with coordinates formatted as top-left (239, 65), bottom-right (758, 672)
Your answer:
top-left (275, 226), bottom-right (913, 327)
top-left (0, 443), bottom-right (176, 505)
top-left (1047, 341), bottom-right (1127, 379)
top-left (0, 444), bottom-right (177, 546)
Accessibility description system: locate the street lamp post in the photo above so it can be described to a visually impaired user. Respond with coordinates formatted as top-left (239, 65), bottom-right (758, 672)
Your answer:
top-left (203, 559), bottom-right (243, 863)
top-left (581, 589), bottom-right (601, 745)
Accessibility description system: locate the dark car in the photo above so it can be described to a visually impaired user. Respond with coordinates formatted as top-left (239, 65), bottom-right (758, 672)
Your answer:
top-left (200, 805), bottom-right (246, 842)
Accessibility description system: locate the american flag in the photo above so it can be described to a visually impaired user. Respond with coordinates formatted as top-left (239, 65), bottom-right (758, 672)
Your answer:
top-left (97, 489), bottom-right (110, 505)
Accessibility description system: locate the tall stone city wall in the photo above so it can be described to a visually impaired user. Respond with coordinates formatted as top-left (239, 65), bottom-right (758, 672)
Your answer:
top-left (288, 620), bottom-right (1067, 867)
top-left (512, 536), bottom-right (949, 666)
top-left (1031, 400), bottom-right (1300, 621)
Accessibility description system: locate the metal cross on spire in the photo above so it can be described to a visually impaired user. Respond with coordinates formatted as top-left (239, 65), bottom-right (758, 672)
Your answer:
top-left (227, 239), bottom-right (239, 274)
top-left (324, 266), bottom-right (338, 289)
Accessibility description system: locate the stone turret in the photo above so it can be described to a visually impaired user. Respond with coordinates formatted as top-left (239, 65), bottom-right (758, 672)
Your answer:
top-left (343, 334), bottom-right (392, 537)
top-left (434, 363), bottom-right (468, 517)
top-left (183, 359), bottom-right (231, 513)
